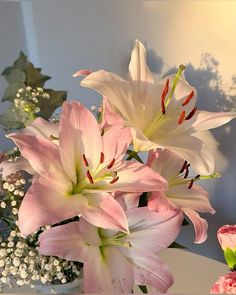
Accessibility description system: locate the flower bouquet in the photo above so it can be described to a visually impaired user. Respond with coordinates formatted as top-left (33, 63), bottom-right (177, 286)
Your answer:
top-left (0, 40), bottom-right (235, 293)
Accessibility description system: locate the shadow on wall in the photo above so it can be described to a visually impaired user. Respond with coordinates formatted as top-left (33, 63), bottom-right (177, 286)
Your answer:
top-left (146, 48), bottom-right (236, 261)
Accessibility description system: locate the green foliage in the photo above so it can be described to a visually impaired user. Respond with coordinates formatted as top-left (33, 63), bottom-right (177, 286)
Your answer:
top-left (224, 247), bottom-right (236, 270)
top-left (0, 51), bottom-right (66, 130)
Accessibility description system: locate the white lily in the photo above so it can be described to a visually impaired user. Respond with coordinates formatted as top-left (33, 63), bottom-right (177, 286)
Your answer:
top-left (79, 40), bottom-right (236, 175)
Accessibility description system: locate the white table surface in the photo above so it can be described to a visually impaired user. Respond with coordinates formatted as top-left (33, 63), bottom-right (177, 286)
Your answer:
top-left (3, 249), bottom-right (228, 294)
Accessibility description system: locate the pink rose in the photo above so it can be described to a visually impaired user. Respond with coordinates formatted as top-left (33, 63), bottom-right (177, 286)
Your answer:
top-left (210, 272), bottom-right (236, 294)
top-left (218, 225), bottom-right (236, 250)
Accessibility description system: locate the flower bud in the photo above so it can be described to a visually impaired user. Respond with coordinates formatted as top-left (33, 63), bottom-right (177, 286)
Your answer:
top-left (217, 225), bottom-right (236, 269)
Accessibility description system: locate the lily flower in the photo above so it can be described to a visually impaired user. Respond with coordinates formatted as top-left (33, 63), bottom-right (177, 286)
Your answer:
top-left (79, 40), bottom-right (236, 175)
top-left (39, 208), bottom-right (183, 293)
top-left (147, 149), bottom-right (216, 243)
top-left (7, 101), bottom-right (167, 236)
top-left (0, 117), bottom-right (58, 179)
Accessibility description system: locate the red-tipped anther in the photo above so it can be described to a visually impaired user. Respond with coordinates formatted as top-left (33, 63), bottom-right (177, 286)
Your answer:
top-left (161, 101), bottom-right (166, 115)
top-left (180, 160), bottom-right (188, 173)
top-left (185, 107), bottom-right (197, 120)
top-left (86, 170), bottom-right (94, 184)
top-left (109, 176), bottom-right (119, 184)
top-left (184, 164), bottom-right (190, 179)
top-left (161, 79), bottom-right (169, 114)
top-left (107, 158), bottom-right (115, 169)
top-left (188, 179), bottom-right (194, 189)
top-left (178, 110), bottom-right (186, 125)
top-left (83, 154), bottom-right (89, 167)
top-left (195, 174), bottom-right (200, 180)
top-left (182, 90), bottom-right (194, 106)
top-left (100, 152), bottom-right (105, 164)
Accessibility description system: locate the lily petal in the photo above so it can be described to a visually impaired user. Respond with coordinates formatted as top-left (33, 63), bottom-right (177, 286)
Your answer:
top-left (126, 208), bottom-right (183, 251)
top-left (84, 246), bottom-right (133, 293)
top-left (126, 248), bottom-right (174, 293)
top-left (101, 126), bottom-right (131, 165)
top-left (157, 134), bottom-right (215, 175)
top-left (22, 117), bottom-right (59, 140)
top-left (183, 208), bottom-right (208, 243)
top-left (18, 172), bottom-right (87, 236)
top-left (83, 193), bottom-right (129, 233)
top-left (0, 157), bottom-right (35, 179)
top-left (148, 191), bottom-right (178, 212)
top-left (7, 134), bottom-right (63, 175)
top-left (59, 101), bottom-right (102, 183)
top-left (167, 183), bottom-right (216, 214)
top-left (192, 111), bottom-right (236, 131)
top-left (106, 160), bottom-right (168, 192)
top-left (128, 39), bottom-right (154, 84)
top-left (39, 221), bottom-right (101, 263)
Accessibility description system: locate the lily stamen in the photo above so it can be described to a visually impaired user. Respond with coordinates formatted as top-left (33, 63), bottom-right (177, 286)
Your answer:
top-left (161, 79), bottom-right (169, 115)
top-left (180, 160), bottom-right (188, 173)
top-left (107, 158), bottom-right (115, 169)
top-left (86, 170), bottom-right (94, 184)
top-left (109, 176), bottom-right (119, 184)
top-left (188, 179), bottom-right (194, 189)
top-left (182, 90), bottom-right (194, 106)
top-left (178, 110), bottom-right (186, 125)
top-left (185, 107), bottom-right (197, 120)
top-left (83, 154), bottom-right (89, 167)
top-left (184, 164), bottom-right (190, 179)
top-left (100, 152), bottom-right (105, 164)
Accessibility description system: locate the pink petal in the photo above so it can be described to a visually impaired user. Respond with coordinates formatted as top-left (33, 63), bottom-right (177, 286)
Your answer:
top-left (148, 191), bottom-right (178, 212)
top-left (100, 97), bottom-right (124, 129)
top-left (192, 111), bottom-right (236, 131)
top-left (18, 172), bottom-right (87, 236)
top-left (82, 193), bottom-right (129, 233)
top-left (128, 40), bottom-right (154, 84)
top-left (73, 69), bottom-right (92, 77)
top-left (168, 183), bottom-right (216, 214)
top-left (7, 134), bottom-right (63, 175)
top-left (126, 207), bottom-right (183, 251)
top-left (101, 126), bottom-right (131, 165)
top-left (127, 248), bottom-right (174, 293)
top-left (59, 101), bottom-right (102, 183)
top-left (109, 160), bottom-right (168, 192)
top-left (39, 221), bottom-right (101, 262)
top-left (147, 149), bottom-right (185, 179)
top-left (0, 157), bottom-right (35, 179)
top-left (22, 117), bottom-right (59, 139)
top-left (84, 247), bottom-right (133, 293)
top-left (114, 192), bottom-right (140, 210)
top-left (183, 208), bottom-right (208, 243)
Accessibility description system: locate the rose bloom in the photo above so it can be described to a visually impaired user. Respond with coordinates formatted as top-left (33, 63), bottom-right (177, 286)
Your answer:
top-left (210, 272), bottom-right (236, 294)
top-left (218, 225), bottom-right (236, 250)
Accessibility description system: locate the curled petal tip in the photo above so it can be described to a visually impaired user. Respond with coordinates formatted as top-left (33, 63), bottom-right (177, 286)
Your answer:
top-left (73, 69), bottom-right (92, 77)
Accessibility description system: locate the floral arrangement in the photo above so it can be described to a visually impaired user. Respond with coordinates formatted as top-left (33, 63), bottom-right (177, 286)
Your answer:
top-left (0, 40), bottom-right (235, 293)
top-left (210, 225), bottom-right (236, 294)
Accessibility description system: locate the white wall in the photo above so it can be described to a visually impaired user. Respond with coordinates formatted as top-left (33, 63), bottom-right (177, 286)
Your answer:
top-left (0, 1), bottom-right (28, 150)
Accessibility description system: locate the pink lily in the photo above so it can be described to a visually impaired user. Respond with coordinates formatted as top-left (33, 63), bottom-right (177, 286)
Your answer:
top-left (7, 101), bottom-right (167, 235)
top-left (79, 40), bottom-right (236, 175)
top-left (0, 118), bottom-right (58, 179)
top-left (147, 149), bottom-right (216, 243)
top-left (39, 208), bottom-right (183, 293)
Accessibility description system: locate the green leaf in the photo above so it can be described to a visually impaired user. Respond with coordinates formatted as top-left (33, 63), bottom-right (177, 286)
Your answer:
top-left (0, 104), bottom-right (32, 130)
top-left (2, 81), bottom-right (25, 102)
top-left (224, 248), bottom-right (236, 269)
top-left (37, 89), bottom-right (67, 119)
top-left (4, 69), bottom-right (26, 84)
top-left (182, 218), bottom-right (190, 226)
top-left (138, 285), bottom-right (148, 293)
top-left (169, 242), bottom-right (187, 249)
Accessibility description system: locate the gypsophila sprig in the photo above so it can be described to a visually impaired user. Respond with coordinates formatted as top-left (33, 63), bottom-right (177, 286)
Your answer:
top-left (0, 229), bottom-right (80, 293)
